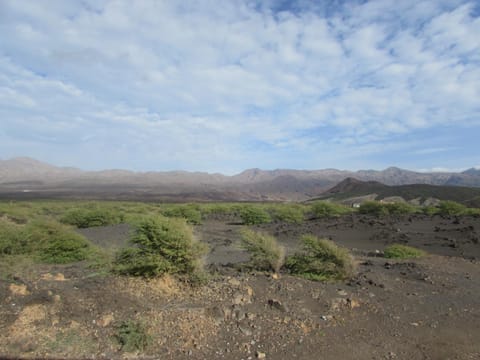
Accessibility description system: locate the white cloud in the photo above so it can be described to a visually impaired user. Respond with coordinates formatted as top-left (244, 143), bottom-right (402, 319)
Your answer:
top-left (417, 167), bottom-right (469, 173)
top-left (0, 0), bottom-right (479, 172)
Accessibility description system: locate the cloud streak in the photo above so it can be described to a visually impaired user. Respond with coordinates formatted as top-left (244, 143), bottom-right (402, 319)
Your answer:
top-left (0, 0), bottom-right (479, 173)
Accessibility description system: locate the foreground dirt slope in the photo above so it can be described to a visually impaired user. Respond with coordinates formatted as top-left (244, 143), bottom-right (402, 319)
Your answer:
top-left (1, 215), bottom-right (479, 359)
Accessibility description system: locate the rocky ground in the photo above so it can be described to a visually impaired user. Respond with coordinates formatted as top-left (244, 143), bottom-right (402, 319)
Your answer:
top-left (1, 214), bottom-right (479, 359)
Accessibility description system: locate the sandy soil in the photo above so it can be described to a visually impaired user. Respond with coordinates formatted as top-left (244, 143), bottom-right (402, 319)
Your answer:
top-left (1, 214), bottom-right (479, 359)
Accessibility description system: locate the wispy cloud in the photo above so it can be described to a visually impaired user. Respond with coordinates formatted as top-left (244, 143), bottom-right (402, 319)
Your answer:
top-left (411, 147), bottom-right (457, 155)
top-left (0, 0), bottom-right (479, 173)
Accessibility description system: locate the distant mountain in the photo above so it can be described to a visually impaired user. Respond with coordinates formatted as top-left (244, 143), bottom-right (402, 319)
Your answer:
top-left (0, 157), bottom-right (82, 184)
top-left (462, 168), bottom-right (480, 176)
top-left (1, 157), bottom-right (480, 201)
top-left (325, 177), bottom-right (385, 194)
top-left (317, 177), bottom-right (480, 206)
top-left (446, 168), bottom-right (480, 187)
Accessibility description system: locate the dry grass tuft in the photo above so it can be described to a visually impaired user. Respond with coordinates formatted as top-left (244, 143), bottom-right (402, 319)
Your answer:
top-left (240, 229), bottom-right (285, 272)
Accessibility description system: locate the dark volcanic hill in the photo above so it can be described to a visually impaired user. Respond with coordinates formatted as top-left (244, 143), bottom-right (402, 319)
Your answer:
top-left (317, 177), bottom-right (480, 206)
top-left (1, 157), bottom-right (480, 201)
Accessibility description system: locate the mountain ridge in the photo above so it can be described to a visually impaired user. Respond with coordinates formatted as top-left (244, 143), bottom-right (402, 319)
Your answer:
top-left (317, 177), bottom-right (480, 207)
top-left (1, 157), bottom-right (480, 201)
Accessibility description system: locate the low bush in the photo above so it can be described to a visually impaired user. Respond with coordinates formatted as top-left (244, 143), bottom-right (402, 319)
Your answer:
top-left (114, 216), bottom-right (208, 279)
top-left (199, 203), bottom-right (236, 218)
top-left (422, 206), bottom-right (439, 216)
top-left (23, 220), bottom-right (92, 263)
top-left (359, 201), bottom-right (418, 216)
top-left (270, 205), bottom-right (305, 224)
top-left (358, 201), bottom-right (389, 216)
top-left (286, 235), bottom-right (355, 281)
top-left (384, 244), bottom-right (425, 259)
top-left (384, 202), bottom-right (417, 215)
top-left (60, 208), bottom-right (124, 228)
top-left (310, 201), bottom-right (351, 218)
top-left (425, 201), bottom-right (480, 217)
top-left (115, 320), bottom-right (151, 352)
top-left (0, 219), bottom-right (93, 264)
top-left (240, 229), bottom-right (285, 272)
top-left (436, 201), bottom-right (467, 216)
top-left (0, 202), bottom-right (33, 224)
top-left (114, 247), bottom-right (172, 277)
top-left (36, 230), bottom-right (92, 264)
top-left (465, 207), bottom-right (480, 216)
top-left (239, 206), bottom-right (271, 225)
top-left (162, 204), bottom-right (202, 225)
top-left (0, 219), bottom-right (25, 255)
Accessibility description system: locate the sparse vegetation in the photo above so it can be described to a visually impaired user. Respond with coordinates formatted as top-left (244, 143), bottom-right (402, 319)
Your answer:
top-left (310, 201), bottom-right (351, 218)
top-left (162, 204), bottom-right (202, 225)
top-left (0, 218), bottom-right (25, 255)
top-left (31, 221), bottom-right (94, 264)
top-left (45, 329), bottom-right (97, 355)
top-left (436, 200), bottom-right (468, 216)
top-left (199, 203), bottom-right (237, 218)
top-left (1, 198), bottom-right (480, 358)
top-left (0, 218), bottom-right (94, 264)
top-left (0, 254), bottom-right (37, 281)
top-left (422, 205), bottom-right (439, 216)
top-left (240, 229), bottom-right (285, 272)
top-left (286, 235), bottom-right (355, 281)
top-left (384, 244), bottom-right (426, 259)
top-left (358, 201), bottom-right (418, 216)
top-left (239, 205), bottom-right (272, 225)
top-left (114, 320), bottom-right (151, 352)
top-left (383, 202), bottom-right (417, 215)
top-left (358, 201), bottom-right (389, 216)
top-left (114, 216), bottom-right (208, 279)
top-left (465, 207), bottom-right (480, 216)
top-left (60, 207), bottom-right (125, 228)
top-left (269, 204), bottom-right (305, 224)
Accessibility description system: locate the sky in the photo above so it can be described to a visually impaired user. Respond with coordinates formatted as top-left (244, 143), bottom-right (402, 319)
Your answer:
top-left (0, 0), bottom-right (479, 174)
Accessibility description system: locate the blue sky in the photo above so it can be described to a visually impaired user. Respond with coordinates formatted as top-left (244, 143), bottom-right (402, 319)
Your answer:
top-left (0, 0), bottom-right (479, 174)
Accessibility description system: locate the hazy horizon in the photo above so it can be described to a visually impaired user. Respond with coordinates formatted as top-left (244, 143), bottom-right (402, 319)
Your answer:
top-left (1, 1), bottom-right (479, 174)
top-left (1, 155), bottom-right (479, 176)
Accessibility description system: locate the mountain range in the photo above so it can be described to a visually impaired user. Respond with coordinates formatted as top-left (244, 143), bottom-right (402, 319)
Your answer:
top-left (1, 157), bottom-right (480, 202)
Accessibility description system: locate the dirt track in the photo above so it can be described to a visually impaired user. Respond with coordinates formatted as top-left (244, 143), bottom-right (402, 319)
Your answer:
top-left (1, 214), bottom-right (479, 359)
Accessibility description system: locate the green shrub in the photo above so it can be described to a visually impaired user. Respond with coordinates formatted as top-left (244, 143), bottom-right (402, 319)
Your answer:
top-left (115, 320), bottom-right (151, 352)
top-left (114, 216), bottom-right (207, 278)
top-left (0, 219), bottom-right (26, 255)
top-left (0, 219), bottom-right (93, 264)
top-left (240, 229), bottom-right (285, 272)
top-left (310, 201), bottom-right (351, 218)
top-left (37, 231), bottom-right (92, 264)
top-left (465, 207), bottom-right (480, 216)
top-left (239, 206), bottom-right (271, 225)
top-left (0, 202), bottom-right (32, 224)
top-left (60, 208), bottom-right (124, 228)
top-left (437, 201), bottom-right (467, 216)
top-left (384, 244), bottom-right (425, 259)
top-left (162, 204), bottom-right (202, 225)
top-left (384, 202), bottom-right (417, 215)
top-left (270, 205), bottom-right (305, 224)
top-left (286, 235), bottom-right (355, 281)
top-left (24, 220), bottom-right (92, 263)
top-left (114, 248), bottom-right (172, 277)
top-left (198, 203), bottom-right (236, 218)
top-left (358, 201), bottom-right (389, 216)
top-left (422, 206), bottom-right (439, 216)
